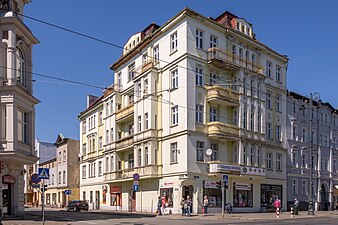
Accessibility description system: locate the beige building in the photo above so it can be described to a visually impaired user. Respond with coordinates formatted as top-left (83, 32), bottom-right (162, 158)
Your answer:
top-left (0, 0), bottom-right (39, 218)
top-left (79, 8), bottom-right (288, 213)
top-left (38, 134), bottom-right (80, 208)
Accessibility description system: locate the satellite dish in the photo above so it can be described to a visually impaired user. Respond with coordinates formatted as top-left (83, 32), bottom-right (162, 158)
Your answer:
top-left (206, 148), bottom-right (213, 156)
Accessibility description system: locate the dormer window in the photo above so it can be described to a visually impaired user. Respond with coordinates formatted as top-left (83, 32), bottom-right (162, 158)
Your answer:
top-left (242, 25), bottom-right (245, 33)
top-left (237, 22), bottom-right (240, 30)
top-left (16, 48), bottom-right (26, 86)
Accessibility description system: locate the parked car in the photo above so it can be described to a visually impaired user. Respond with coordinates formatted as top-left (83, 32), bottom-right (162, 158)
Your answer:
top-left (66, 200), bottom-right (89, 211)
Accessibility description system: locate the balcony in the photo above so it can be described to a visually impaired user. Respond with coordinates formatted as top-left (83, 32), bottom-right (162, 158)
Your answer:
top-left (104, 165), bottom-right (160, 182)
top-left (133, 58), bottom-right (158, 80)
top-left (115, 104), bottom-right (134, 122)
top-left (134, 129), bottom-right (158, 142)
top-left (206, 85), bottom-right (239, 106)
top-left (207, 121), bottom-right (239, 141)
top-left (115, 135), bottom-right (134, 150)
top-left (208, 47), bottom-right (264, 75)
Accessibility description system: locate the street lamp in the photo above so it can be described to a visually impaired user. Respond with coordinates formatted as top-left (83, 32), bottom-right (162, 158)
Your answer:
top-left (300, 92), bottom-right (322, 215)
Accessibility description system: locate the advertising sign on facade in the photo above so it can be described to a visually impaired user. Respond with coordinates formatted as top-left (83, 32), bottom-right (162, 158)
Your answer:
top-left (204, 181), bottom-right (218, 189)
top-left (235, 183), bottom-right (251, 190)
top-left (209, 164), bottom-right (241, 173)
top-left (159, 181), bottom-right (174, 188)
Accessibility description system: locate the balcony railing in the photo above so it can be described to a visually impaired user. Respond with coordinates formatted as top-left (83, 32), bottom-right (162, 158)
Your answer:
top-left (208, 47), bottom-right (264, 75)
top-left (115, 104), bottom-right (134, 122)
top-left (206, 85), bottom-right (239, 106)
top-left (115, 135), bottom-right (134, 150)
top-left (104, 165), bottom-right (160, 182)
top-left (207, 121), bottom-right (239, 141)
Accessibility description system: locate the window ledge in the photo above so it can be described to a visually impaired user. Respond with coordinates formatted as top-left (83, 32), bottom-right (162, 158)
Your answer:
top-left (169, 49), bottom-right (178, 56)
top-left (170, 162), bottom-right (178, 165)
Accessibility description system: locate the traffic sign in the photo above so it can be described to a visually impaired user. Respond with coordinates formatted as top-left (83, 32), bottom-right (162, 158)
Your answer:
top-left (38, 168), bottom-right (50, 179)
top-left (133, 184), bottom-right (139, 192)
top-left (32, 184), bottom-right (40, 189)
top-left (31, 173), bottom-right (41, 184)
top-left (133, 173), bottom-right (140, 181)
top-left (64, 190), bottom-right (72, 195)
top-left (223, 174), bottom-right (228, 184)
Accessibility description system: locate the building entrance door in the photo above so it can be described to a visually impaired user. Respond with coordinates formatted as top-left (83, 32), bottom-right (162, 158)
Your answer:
top-left (2, 184), bottom-right (11, 215)
top-left (95, 191), bottom-right (100, 209)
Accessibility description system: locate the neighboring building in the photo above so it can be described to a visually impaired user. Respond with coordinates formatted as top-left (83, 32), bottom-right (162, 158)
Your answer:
top-left (286, 91), bottom-right (338, 211)
top-left (23, 139), bottom-right (56, 206)
top-left (79, 8), bottom-right (289, 213)
top-left (39, 134), bottom-right (80, 208)
top-left (78, 95), bottom-right (105, 210)
top-left (0, 0), bottom-right (39, 217)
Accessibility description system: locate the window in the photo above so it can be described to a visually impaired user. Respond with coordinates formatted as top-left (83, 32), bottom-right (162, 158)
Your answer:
top-left (128, 62), bottom-right (135, 81)
top-left (99, 112), bottom-right (103, 125)
top-left (106, 157), bottom-right (109, 172)
top-left (276, 125), bottom-right (281, 141)
top-left (145, 147), bottom-right (149, 166)
top-left (17, 110), bottom-right (28, 143)
top-left (293, 101), bottom-right (296, 113)
top-left (249, 148), bottom-right (254, 166)
top-left (63, 150), bottom-right (66, 162)
top-left (196, 141), bottom-right (204, 162)
top-left (266, 152), bottom-right (272, 170)
top-left (59, 152), bottom-right (61, 163)
top-left (171, 69), bottom-right (178, 89)
top-left (292, 126), bottom-right (297, 140)
top-left (99, 137), bottom-right (102, 149)
top-left (144, 79), bottom-right (148, 94)
top-left (90, 191), bottom-right (93, 203)
top-left (302, 128), bottom-right (306, 142)
top-left (276, 153), bottom-right (282, 171)
top-left (209, 107), bottom-right (217, 122)
top-left (52, 174), bottom-right (54, 185)
top-left (63, 171), bottom-right (66, 184)
top-left (266, 93), bottom-right (271, 109)
top-left (82, 143), bottom-right (87, 156)
top-left (171, 106), bottom-right (178, 125)
top-left (302, 180), bottom-right (307, 195)
top-left (210, 143), bottom-right (218, 161)
top-left (302, 154), bottom-right (306, 168)
top-left (144, 113), bottom-right (149, 130)
top-left (195, 29), bottom-right (203, 49)
top-left (106, 130), bottom-right (109, 143)
top-left (233, 183), bottom-right (253, 208)
top-left (209, 72), bottom-right (217, 85)
top-left (138, 116), bottom-right (142, 132)
top-left (128, 154), bottom-right (134, 168)
top-left (209, 34), bottom-right (217, 48)
top-left (142, 52), bottom-right (148, 65)
top-left (153, 45), bottom-right (159, 63)
top-left (243, 146), bottom-right (247, 165)
top-left (232, 45), bottom-right (236, 61)
top-left (195, 65), bottom-right (203, 86)
top-left (98, 161), bottom-right (102, 176)
top-left (170, 32), bottom-right (177, 52)
top-left (117, 72), bottom-right (122, 90)
top-left (292, 179), bottom-right (298, 194)
top-left (256, 82), bottom-right (260, 98)
top-left (256, 148), bottom-right (261, 167)
top-left (250, 110), bottom-right (254, 131)
top-left (276, 65), bottom-right (281, 82)
top-left (171, 142), bottom-right (178, 163)
top-left (16, 48), bottom-right (26, 86)
top-left (105, 102), bottom-right (109, 116)
top-left (275, 95), bottom-right (280, 111)
top-left (243, 110), bottom-right (247, 129)
top-left (266, 123), bottom-right (272, 139)
top-left (195, 104), bottom-right (203, 123)
top-left (58, 171), bottom-right (61, 184)
top-left (138, 149), bottom-right (142, 167)
top-left (82, 121), bottom-right (86, 134)
top-left (257, 111), bottom-right (261, 132)
top-left (266, 61), bottom-right (272, 77)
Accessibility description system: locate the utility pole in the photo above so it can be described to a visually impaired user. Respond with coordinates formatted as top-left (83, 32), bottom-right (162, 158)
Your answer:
top-left (221, 180), bottom-right (225, 218)
top-left (42, 179), bottom-right (45, 225)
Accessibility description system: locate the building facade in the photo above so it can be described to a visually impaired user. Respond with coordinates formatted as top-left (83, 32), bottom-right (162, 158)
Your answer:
top-left (0, 0), bottom-right (39, 217)
top-left (39, 134), bottom-right (80, 208)
top-left (79, 8), bottom-right (288, 213)
top-left (23, 139), bottom-right (56, 206)
top-left (286, 91), bottom-right (338, 211)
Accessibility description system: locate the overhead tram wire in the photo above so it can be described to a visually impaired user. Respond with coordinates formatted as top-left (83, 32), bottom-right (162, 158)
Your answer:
top-left (20, 13), bottom-right (326, 109)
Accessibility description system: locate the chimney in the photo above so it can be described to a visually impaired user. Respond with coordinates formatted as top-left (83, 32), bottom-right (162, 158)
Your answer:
top-left (87, 95), bottom-right (98, 108)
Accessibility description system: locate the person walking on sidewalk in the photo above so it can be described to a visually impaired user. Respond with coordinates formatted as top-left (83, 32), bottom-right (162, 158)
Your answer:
top-left (157, 196), bottom-right (162, 216)
top-left (185, 196), bottom-right (192, 216)
top-left (180, 198), bottom-right (185, 216)
top-left (203, 196), bottom-right (209, 215)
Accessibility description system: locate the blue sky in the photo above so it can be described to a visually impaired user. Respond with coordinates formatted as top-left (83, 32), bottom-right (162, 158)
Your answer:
top-left (25, 0), bottom-right (338, 143)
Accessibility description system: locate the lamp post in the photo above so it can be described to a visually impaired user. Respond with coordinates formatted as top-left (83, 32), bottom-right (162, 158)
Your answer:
top-left (300, 92), bottom-right (321, 215)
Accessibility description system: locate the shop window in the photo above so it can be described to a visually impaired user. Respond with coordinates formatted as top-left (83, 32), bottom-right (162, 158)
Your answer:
top-left (102, 190), bottom-right (107, 204)
top-left (111, 193), bottom-right (122, 206)
top-left (233, 183), bottom-right (253, 207)
top-left (260, 184), bottom-right (282, 209)
top-left (160, 188), bottom-right (173, 207)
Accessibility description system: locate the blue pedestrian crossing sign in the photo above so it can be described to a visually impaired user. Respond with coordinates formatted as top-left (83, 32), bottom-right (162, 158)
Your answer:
top-left (38, 168), bottom-right (50, 179)
top-left (64, 190), bottom-right (72, 195)
top-left (223, 174), bottom-right (228, 184)
top-left (133, 184), bottom-right (139, 192)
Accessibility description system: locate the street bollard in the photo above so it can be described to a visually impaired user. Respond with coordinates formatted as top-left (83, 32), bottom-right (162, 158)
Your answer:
top-left (290, 207), bottom-right (293, 218)
top-left (276, 207), bottom-right (280, 218)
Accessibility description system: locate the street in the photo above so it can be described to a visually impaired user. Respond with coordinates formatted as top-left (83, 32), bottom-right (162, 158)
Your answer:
top-left (3, 208), bottom-right (338, 225)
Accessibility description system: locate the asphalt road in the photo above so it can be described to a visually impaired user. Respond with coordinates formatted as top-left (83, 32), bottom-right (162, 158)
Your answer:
top-left (3, 208), bottom-right (338, 225)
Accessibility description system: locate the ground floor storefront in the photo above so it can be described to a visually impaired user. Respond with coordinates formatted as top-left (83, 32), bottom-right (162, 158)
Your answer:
top-left (79, 172), bottom-right (286, 214)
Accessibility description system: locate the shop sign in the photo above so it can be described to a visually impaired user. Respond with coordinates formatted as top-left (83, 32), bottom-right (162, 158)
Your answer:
top-left (110, 185), bottom-right (122, 193)
top-left (209, 164), bottom-right (241, 173)
top-left (3, 175), bottom-right (15, 184)
top-left (159, 181), bottom-right (174, 188)
top-left (235, 183), bottom-right (251, 191)
top-left (204, 181), bottom-right (218, 189)
top-left (241, 166), bottom-right (266, 176)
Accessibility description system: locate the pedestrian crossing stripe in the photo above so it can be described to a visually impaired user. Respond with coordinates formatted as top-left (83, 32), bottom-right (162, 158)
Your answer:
top-left (38, 168), bottom-right (50, 179)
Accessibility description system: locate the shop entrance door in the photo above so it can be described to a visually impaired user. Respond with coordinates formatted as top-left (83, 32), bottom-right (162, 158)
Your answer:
top-left (95, 191), bottom-right (100, 209)
top-left (182, 185), bottom-right (193, 213)
top-left (2, 184), bottom-right (11, 215)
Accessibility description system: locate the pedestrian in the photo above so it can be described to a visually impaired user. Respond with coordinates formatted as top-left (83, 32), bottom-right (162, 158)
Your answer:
top-left (185, 195), bottom-right (192, 216)
top-left (157, 196), bottom-right (162, 216)
top-left (203, 196), bottom-right (209, 215)
top-left (273, 197), bottom-right (281, 210)
top-left (161, 196), bottom-right (167, 215)
top-left (180, 198), bottom-right (185, 216)
top-left (293, 198), bottom-right (300, 215)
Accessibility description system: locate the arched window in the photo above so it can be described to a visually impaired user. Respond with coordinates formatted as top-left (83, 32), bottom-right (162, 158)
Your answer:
top-left (16, 48), bottom-right (25, 86)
